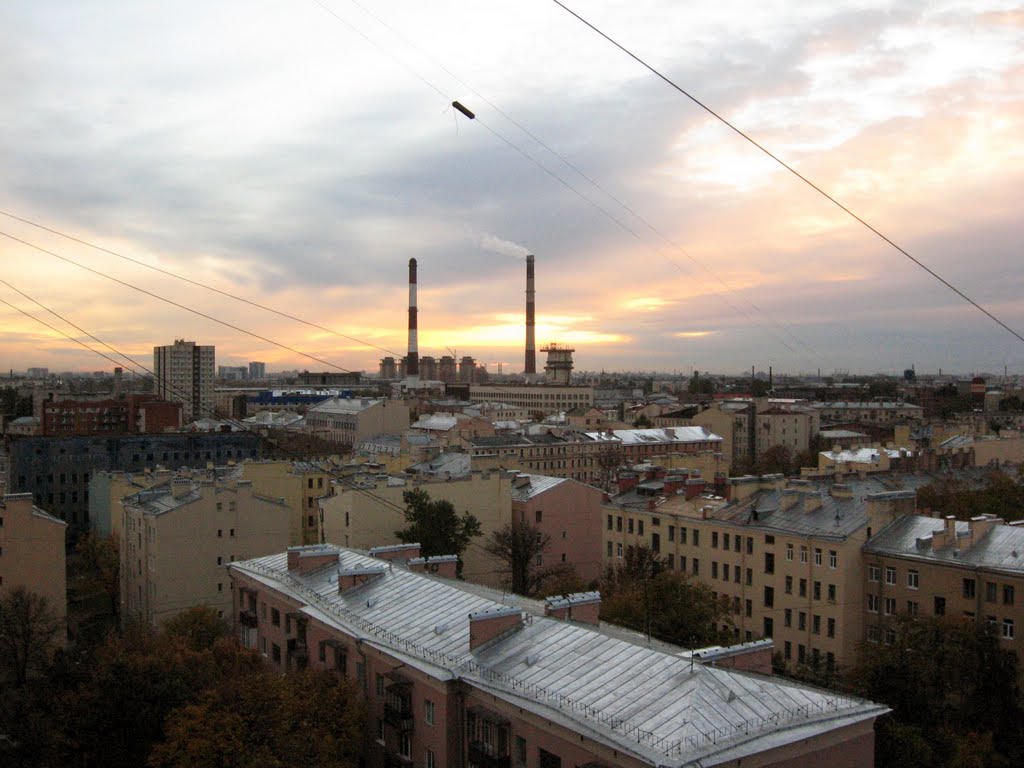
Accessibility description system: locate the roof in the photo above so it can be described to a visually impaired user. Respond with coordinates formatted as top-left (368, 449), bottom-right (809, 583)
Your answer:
top-left (410, 413), bottom-right (459, 432)
top-left (811, 401), bottom-right (922, 410)
top-left (510, 474), bottom-right (567, 501)
top-left (308, 397), bottom-right (382, 414)
top-left (820, 447), bottom-right (912, 464)
top-left (231, 548), bottom-right (886, 766)
top-left (864, 515), bottom-right (1024, 574)
top-left (585, 426), bottom-right (722, 445)
top-left (819, 429), bottom-right (868, 439)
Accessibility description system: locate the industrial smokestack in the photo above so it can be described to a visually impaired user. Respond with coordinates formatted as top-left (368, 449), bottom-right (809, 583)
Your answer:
top-left (525, 255), bottom-right (536, 376)
top-left (407, 258), bottom-right (419, 379)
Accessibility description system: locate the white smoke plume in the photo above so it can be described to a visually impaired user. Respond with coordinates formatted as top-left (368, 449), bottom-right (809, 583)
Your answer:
top-left (480, 234), bottom-right (530, 259)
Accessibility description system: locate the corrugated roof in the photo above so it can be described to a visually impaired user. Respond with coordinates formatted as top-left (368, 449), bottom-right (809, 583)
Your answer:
top-left (865, 515), bottom-right (1024, 573)
top-left (510, 474), bottom-right (567, 501)
top-left (231, 549), bottom-right (885, 766)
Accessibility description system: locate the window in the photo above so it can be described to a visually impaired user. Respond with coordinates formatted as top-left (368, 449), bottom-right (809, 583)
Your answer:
top-left (638, 520), bottom-right (644, 536)
top-left (651, 533), bottom-right (659, 553)
top-left (376, 719), bottom-right (384, 743)
top-left (884, 597), bottom-right (896, 616)
top-left (764, 552), bottom-right (775, 574)
top-left (867, 594), bottom-right (880, 613)
top-left (908, 570), bottom-right (920, 590)
top-left (712, 531), bottom-right (719, 548)
top-left (746, 537), bottom-right (753, 555)
top-left (935, 596), bottom-right (946, 616)
top-left (867, 625), bottom-right (880, 643)
top-left (272, 608), bottom-right (280, 626)
top-left (798, 611), bottom-right (807, 630)
top-left (712, 562), bottom-right (719, 579)
top-left (785, 575), bottom-right (793, 594)
top-left (536, 510), bottom-right (542, 523)
top-left (667, 553), bottom-right (674, 570)
top-left (986, 581), bottom-right (998, 602)
top-left (1005, 585), bottom-right (1016, 606)
top-left (607, 541), bottom-right (613, 557)
top-left (692, 558), bottom-right (699, 575)
top-left (800, 546), bottom-right (808, 564)
top-left (868, 564), bottom-right (880, 582)
top-left (425, 699), bottom-right (435, 725)
top-left (827, 584), bottom-right (836, 602)
top-left (668, 525), bottom-right (675, 542)
top-left (628, 519), bottom-right (634, 534)
top-left (217, 529), bottom-right (223, 538)
top-left (799, 578), bottom-right (807, 598)
top-left (827, 617), bottom-right (836, 638)
top-left (652, 517), bottom-right (659, 526)
top-left (784, 608), bottom-right (792, 627)
top-left (814, 548), bottom-right (822, 566)
top-left (607, 514), bottom-right (613, 531)
top-left (722, 563), bottom-right (729, 581)
top-left (1003, 619), bottom-right (1015, 640)
top-left (907, 600), bottom-right (919, 615)
top-left (693, 529), bottom-right (700, 546)
top-left (745, 568), bottom-right (753, 586)
top-left (764, 586), bottom-right (774, 608)
top-left (813, 581), bottom-right (821, 601)
top-left (765, 534), bottom-right (775, 545)
top-left (617, 543), bottom-right (623, 557)
top-left (229, 528), bottom-right (235, 537)
top-left (616, 516), bottom-right (622, 532)
top-left (829, 550), bottom-right (837, 569)
top-left (680, 527), bottom-right (687, 544)
top-left (427, 749), bottom-right (436, 768)
top-left (798, 644), bottom-right (806, 664)
top-left (745, 599), bottom-right (752, 618)
top-left (963, 578), bottom-right (976, 599)
top-left (884, 628), bottom-right (896, 645)
top-left (272, 643), bottom-right (281, 663)
top-left (217, 556), bottom-right (222, 566)
top-left (786, 543), bottom-right (794, 561)
top-left (735, 536), bottom-right (741, 553)
top-left (763, 617), bottom-right (774, 638)
top-left (722, 533), bottom-right (729, 550)
top-left (376, 674), bottom-right (385, 696)
top-left (516, 737), bottom-right (527, 764)
top-left (812, 614), bottom-right (821, 635)
top-left (885, 567), bottom-right (896, 585)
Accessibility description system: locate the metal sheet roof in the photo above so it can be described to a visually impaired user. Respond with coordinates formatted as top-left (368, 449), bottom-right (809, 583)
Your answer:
top-left (232, 549), bottom-right (885, 766)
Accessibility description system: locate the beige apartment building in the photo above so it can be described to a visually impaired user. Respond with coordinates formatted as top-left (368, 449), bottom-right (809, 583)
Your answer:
top-left (811, 401), bottom-right (924, 426)
top-left (304, 397), bottom-right (409, 447)
top-left (320, 470), bottom-right (515, 585)
top-left (468, 384), bottom-right (594, 415)
top-left (241, 460), bottom-right (337, 545)
top-left (604, 474), bottom-right (918, 672)
top-left (120, 477), bottom-right (290, 626)
top-left (229, 545), bottom-right (887, 768)
top-left (691, 399), bottom-right (820, 468)
top-left (0, 492), bottom-right (67, 626)
top-left (863, 513), bottom-right (1024, 665)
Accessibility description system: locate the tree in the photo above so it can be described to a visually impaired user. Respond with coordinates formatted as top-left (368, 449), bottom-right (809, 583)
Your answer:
top-left (0, 588), bottom-right (63, 686)
top-left (395, 488), bottom-right (481, 576)
top-left (632, 413), bottom-right (653, 428)
top-left (74, 533), bottom-right (121, 617)
top-left (485, 520), bottom-right (572, 596)
top-left (162, 606), bottom-right (230, 651)
top-left (757, 444), bottom-right (793, 476)
top-left (600, 545), bottom-right (731, 647)
top-left (595, 443), bottom-right (624, 492)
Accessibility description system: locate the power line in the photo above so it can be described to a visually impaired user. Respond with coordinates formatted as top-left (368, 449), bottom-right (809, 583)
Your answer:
top-left (0, 229), bottom-right (361, 374)
top-left (548, 0), bottom-right (1024, 346)
top-left (0, 209), bottom-right (404, 358)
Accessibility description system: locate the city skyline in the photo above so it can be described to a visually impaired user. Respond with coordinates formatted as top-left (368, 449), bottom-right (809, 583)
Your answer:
top-left (2, 1), bottom-right (1022, 375)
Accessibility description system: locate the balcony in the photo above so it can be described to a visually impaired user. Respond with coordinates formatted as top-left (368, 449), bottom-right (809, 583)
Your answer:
top-left (383, 701), bottom-right (414, 732)
top-left (468, 742), bottom-right (510, 768)
top-left (238, 610), bottom-right (257, 628)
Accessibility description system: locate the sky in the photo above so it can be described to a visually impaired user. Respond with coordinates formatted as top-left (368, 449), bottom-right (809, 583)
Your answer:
top-left (1, 0), bottom-right (1022, 377)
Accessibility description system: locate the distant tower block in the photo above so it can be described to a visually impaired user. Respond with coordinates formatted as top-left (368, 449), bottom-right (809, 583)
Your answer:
top-left (542, 343), bottom-right (574, 386)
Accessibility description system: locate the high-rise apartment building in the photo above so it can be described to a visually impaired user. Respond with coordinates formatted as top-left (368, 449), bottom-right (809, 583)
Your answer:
top-left (153, 339), bottom-right (214, 422)
top-left (248, 361), bottom-right (266, 380)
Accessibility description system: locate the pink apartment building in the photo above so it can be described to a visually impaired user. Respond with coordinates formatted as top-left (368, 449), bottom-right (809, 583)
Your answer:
top-left (229, 544), bottom-right (887, 768)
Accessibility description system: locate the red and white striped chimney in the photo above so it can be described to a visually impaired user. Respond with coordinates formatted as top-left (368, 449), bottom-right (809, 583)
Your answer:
top-left (525, 254), bottom-right (536, 376)
top-left (407, 258), bottom-right (419, 379)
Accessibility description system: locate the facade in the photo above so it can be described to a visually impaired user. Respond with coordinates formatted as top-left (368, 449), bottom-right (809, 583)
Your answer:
top-left (468, 384), bottom-right (595, 415)
top-left (120, 477), bottom-right (290, 626)
top-left (297, 371), bottom-right (363, 387)
top-left (229, 545), bottom-right (887, 768)
top-left (812, 401), bottom-right (924, 426)
top-left (691, 399), bottom-right (820, 467)
top-left (863, 513), bottom-right (1024, 665)
top-left (154, 339), bottom-right (215, 422)
top-left (511, 474), bottom-right (605, 584)
top-left (378, 357), bottom-right (398, 380)
top-left (248, 361), bottom-right (266, 381)
top-left (319, 470), bottom-right (514, 586)
top-left (304, 397), bottom-right (409, 447)
top-left (218, 365), bottom-right (249, 380)
top-left (0, 493), bottom-right (67, 627)
top-left (603, 474), bottom-right (920, 671)
top-left (242, 460), bottom-right (337, 546)
top-left (467, 427), bottom-right (724, 486)
top-left (41, 393), bottom-right (182, 436)
top-left (4, 432), bottom-right (262, 528)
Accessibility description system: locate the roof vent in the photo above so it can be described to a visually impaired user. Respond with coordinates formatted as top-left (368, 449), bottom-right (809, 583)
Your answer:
top-left (525, 654), bottom-right (540, 666)
top-left (433, 623), bottom-right (448, 635)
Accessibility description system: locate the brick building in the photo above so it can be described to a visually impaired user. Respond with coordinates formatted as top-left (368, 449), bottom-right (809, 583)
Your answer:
top-left (229, 544), bottom-right (887, 768)
top-left (41, 393), bottom-right (182, 436)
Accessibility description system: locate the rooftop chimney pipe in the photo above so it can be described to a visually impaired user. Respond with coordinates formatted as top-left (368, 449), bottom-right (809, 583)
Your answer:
top-left (525, 255), bottom-right (536, 376)
top-left (407, 258), bottom-right (419, 378)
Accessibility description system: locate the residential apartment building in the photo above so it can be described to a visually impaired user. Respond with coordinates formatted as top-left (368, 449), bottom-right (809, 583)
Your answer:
top-left (691, 398), bottom-right (820, 467)
top-left (862, 513), bottom-right (1024, 664)
top-left (5, 432), bottom-right (262, 528)
top-left (0, 492), bottom-right (67, 627)
top-left (41, 393), bottom-right (182, 436)
top-left (466, 427), bottom-right (724, 485)
top-left (604, 474), bottom-right (919, 671)
top-left (304, 397), bottom-right (409, 447)
top-left (468, 384), bottom-right (594, 415)
top-left (120, 477), bottom-right (290, 626)
top-left (242, 460), bottom-right (337, 546)
top-left (811, 401), bottom-right (924, 426)
top-left (153, 339), bottom-right (215, 422)
top-left (229, 544), bottom-right (887, 768)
